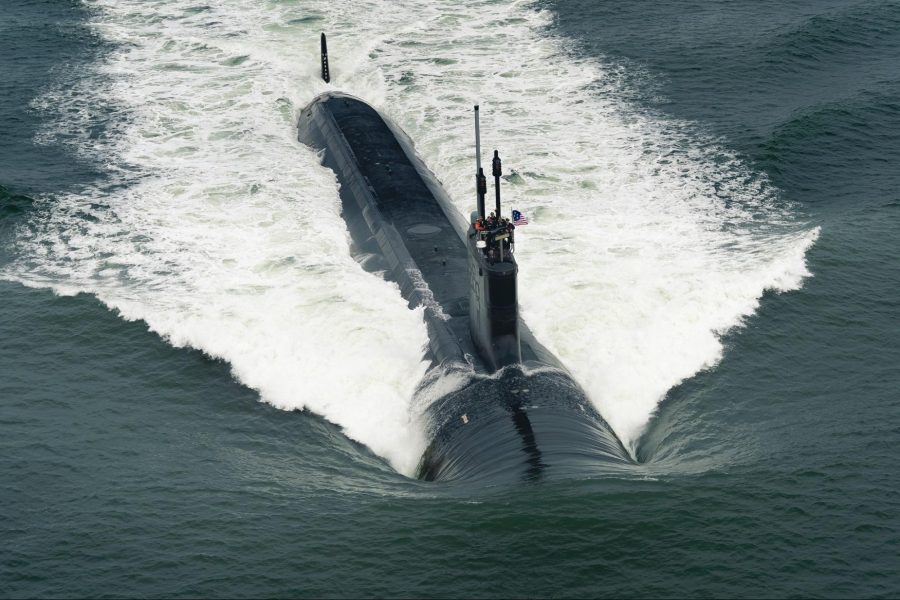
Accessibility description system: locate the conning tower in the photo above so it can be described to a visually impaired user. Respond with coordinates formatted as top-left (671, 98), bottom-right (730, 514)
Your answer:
top-left (468, 106), bottom-right (521, 372)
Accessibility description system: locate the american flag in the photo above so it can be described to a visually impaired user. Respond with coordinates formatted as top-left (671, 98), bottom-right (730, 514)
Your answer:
top-left (512, 209), bottom-right (529, 226)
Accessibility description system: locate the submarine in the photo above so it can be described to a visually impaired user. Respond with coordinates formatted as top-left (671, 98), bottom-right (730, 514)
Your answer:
top-left (299, 35), bottom-right (630, 481)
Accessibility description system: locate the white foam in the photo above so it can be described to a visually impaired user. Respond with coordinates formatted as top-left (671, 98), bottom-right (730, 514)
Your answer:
top-left (14, 0), bottom-right (433, 475)
top-left (326, 2), bottom-right (817, 451)
top-left (8, 0), bottom-right (818, 469)
top-left (315, 0), bottom-right (819, 453)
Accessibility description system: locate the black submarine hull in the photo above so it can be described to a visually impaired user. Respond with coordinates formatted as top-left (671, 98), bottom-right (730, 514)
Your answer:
top-left (298, 92), bottom-right (630, 481)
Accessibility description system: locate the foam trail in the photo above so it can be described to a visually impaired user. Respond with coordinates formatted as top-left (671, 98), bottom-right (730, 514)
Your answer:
top-left (6, 0), bottom-right (818, 469)
top-left (11, 0), bottom-right (432, 475)
top-left (310, 0), bottom-right (819, 451)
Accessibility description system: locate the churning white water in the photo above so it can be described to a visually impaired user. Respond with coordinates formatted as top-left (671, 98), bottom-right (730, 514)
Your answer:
top-left (6, 0), bottom-right (817, 473)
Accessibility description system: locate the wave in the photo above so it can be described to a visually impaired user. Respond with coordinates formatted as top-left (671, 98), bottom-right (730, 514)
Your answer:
top-left (760, 80), bottom-right (900, 196)
top-left (0, 185), bottom-right (34, 217)
top-left (763, 2), bottom-right (900, 67)
top-left (3, 0), bottom-right (818, 473)
top-left (0, 185), bottom-right (35, 258)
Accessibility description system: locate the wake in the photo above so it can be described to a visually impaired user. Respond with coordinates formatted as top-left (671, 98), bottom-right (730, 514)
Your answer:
top-left (5, 0), bottom-right (817, 473)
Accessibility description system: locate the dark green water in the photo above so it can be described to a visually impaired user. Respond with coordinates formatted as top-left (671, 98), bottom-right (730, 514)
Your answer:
top-left (2, 0), bottom-right (899, 597)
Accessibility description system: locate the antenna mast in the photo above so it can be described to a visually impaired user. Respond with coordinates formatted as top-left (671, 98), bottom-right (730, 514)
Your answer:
top-left (474, 106), bottom-right (486, 219)
top-left (492, 150), bottom-right (502, 217)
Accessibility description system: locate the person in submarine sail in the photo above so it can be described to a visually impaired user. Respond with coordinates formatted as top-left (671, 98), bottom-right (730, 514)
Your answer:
top-left (471, 144), bottom-right (528, 263)
top-left (473, 212), bottom-right (515, 265)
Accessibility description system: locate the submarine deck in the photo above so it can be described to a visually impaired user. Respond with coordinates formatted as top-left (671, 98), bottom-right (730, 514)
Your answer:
top-left (324, 95), bottom-right (469, 318)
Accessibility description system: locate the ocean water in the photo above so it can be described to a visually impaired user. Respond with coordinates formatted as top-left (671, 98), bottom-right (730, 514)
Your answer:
top-left (1, 0), bottom-right (897, 597)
